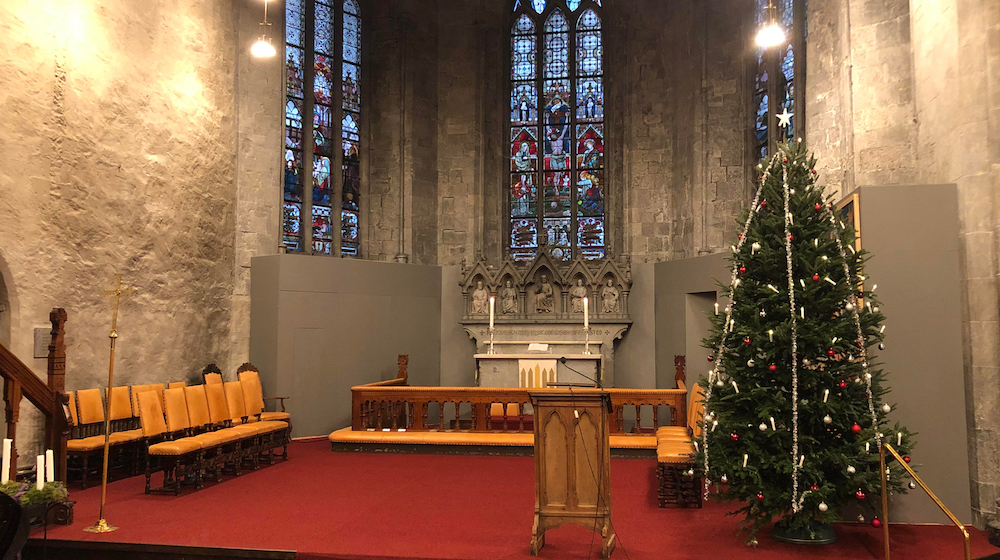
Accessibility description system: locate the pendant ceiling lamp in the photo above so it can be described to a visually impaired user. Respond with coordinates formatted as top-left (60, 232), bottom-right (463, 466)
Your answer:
top-left (755, 0), bottom-right (786, 49)
top-left (251, 0), bottom-right (277, 58)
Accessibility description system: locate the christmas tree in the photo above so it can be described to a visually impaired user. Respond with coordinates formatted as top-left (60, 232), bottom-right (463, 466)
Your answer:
top-left (697, 142), bottom-right (915, 544)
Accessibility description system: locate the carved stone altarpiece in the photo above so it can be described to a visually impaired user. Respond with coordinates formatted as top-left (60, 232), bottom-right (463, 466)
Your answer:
top-left (459, 254), bottom-right (632, 387)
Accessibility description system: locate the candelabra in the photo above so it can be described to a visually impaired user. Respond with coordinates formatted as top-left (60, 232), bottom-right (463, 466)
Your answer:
top-left (488, 326), bottom-right (496, 354)
top-left (583, 326), bottom-right (592, 355)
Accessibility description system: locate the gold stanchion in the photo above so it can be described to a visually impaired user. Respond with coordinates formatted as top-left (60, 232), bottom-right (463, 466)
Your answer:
top-left (84, 274), bottom-right (131, 534)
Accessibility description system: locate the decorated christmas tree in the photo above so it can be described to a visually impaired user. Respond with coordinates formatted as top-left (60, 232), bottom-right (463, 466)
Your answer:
top-left (697, 142), bottom-right (915, 544)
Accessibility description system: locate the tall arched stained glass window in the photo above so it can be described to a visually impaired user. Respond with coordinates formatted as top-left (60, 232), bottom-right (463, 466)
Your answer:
top-left (509, 0), bottom-right (605, 262)
top-left (752, 0), bottom-right (805, 161)
top-left (284, 0), bottom-right (362, 257)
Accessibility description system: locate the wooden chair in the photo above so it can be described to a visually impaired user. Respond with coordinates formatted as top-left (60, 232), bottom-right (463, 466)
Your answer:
top-left (225, 381), bottom-right (289, 463)
top-left (237, 366), bottom-right (290, 423)
top-left (204, 372), bottom-right (223, 385)
top-left (183, 385), bottom-right (244, 484)
top-left (106, 386), bottom-right (142, 478)
top-left (168, 381), bottom-right (186, 390)
top-left (130, 384), bottom-right (160, 417)
top-left (204, 382), bottom-right (258, 476)
top-left (137, 390), bottom-right (203, 495)
top-left (655, 383), bottom-right (704, 507)
top-left (66, 389), bottom-right (107, 488)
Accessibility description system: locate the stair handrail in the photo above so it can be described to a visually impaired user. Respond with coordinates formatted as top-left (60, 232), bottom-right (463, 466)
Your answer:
top-left (880, 441), bottom-right (971, 560)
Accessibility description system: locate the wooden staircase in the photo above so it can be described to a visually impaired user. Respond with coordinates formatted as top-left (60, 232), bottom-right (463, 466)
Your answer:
top-left (1, 308), bottom-right (70, 482)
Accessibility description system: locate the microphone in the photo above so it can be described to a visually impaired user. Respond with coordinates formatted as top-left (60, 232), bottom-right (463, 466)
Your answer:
top-left (559, 357), bottom-right (612, 413)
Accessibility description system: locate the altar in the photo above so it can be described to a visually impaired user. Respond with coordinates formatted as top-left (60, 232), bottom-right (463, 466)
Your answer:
top-left (475, 351), bottom-right (603, 388)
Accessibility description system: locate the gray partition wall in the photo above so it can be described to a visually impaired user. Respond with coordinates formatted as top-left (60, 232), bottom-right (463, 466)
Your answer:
top-left (250, 255), bottom-right (442, 438)
top-left (859, 184), bottom-right (971, 524)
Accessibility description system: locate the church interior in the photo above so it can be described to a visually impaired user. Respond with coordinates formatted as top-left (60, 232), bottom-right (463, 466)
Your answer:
top-left (1, 0), bottom-right (1000, 558)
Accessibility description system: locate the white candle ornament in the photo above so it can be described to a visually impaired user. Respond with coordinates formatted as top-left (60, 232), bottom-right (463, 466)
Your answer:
top-left (743, 454), bottom-right (748, 468)
top-left (823, 389), bottom-right (829, 403)
top-left (714, 302), bottom-right (719, 315)
top-left (36, 455), bottom-right (44, 490)
top-left (768, 329), bottom-right (774, 342)
top-left (1, 439), bottom-right (10, 484)
top-left (897, 432), bottom-right (902, 447)
top-left (770, 417), bottom-right (776, 431)
top-left (45, 449), bottom-right (54, 483)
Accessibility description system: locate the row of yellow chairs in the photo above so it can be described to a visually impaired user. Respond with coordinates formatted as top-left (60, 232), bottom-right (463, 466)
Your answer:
top-left (65, 367), bottom-right (290, 489)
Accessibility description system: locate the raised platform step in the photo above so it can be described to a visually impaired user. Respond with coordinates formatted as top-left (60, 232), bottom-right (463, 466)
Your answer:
top-left (328, 427), bottom-right (657, 458)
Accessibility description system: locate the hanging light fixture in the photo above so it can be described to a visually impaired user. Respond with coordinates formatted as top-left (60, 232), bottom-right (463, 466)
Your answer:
top-left (251, 0), bottom-right (276, 58)
top-left (755, 0), bottom-right (786, 49)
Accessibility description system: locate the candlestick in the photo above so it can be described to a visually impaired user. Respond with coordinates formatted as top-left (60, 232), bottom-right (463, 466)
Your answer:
top-left (488, 326), bottom-right (495, 355)
top-left (36, 455), bottom-right (44, 490)
top-left (1, 439), bottom-right (10, 484)
top-left (583, 297), bottom-right (589, 329)
top-left (583, 325), bottom-right (592, 355)
top-left (46, 449), bottom-right (54, 482)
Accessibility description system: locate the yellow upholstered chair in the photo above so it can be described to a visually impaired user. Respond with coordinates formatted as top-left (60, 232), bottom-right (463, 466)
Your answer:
top-left (67, 389), bottom-right (107, 488)
top-left (168, 381), bottom-right (186, 390)
top-left (107, 387), bottom-right (142, 444)
top-left (656, 383), bottom-right (705, 441)
top-left (137, 390), bottom-right (204, 495)
top-left (130, 384), bottom-right (159, 417)
top-left (238, 369), bottom-right (290, 423)
top-left (204, 372), bottom-right (223, 385)
top-left (204, 383), bottom-right (259, 475)
top-left (654, 383), bottom-right (704, 508)
top-left (183, 385), bottom-right (244, 482)
top-left (225, 381), bottom-right (290, 463)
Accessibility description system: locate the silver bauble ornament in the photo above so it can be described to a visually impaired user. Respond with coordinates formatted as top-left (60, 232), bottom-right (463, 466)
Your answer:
top-left (908, 481), bottom-right (916, 490)
top-left (747, 359), bottom-right (756, 367)
top-left (857, 514), bottom-right (866, 522)
top-left (759, 423), bottom-right (768, 431)
top-left (823, 415), bottom-right (833, 424)
top-left (878, 343), bottom-right (885, 350)
top-left (759, 309), bottom-right (766, 317)
top-left (847, 465), bottom-right (856, 474)
top-left (818, 502), bottom-right (829, 512)
top-left (716, 379), bottom-right (724, 387)
top-left (845, 302), bottom-right (855, 311)
top-left (721, 474), bottom-right (728, 483)
top-left (873, 306), bottom-right (879, 312)
top-left (882, 404), bottom-right (891, 413)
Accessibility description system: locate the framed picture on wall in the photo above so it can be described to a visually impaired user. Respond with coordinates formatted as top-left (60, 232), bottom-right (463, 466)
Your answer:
top-left (836, 189), bottom-right (862, 252)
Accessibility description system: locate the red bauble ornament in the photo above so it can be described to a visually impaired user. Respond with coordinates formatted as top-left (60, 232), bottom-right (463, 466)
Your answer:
top-left (730, 433), bottom-right (739, 441)
top-left (872, 517), bottom-right (882, 528)
top-left (815, 203), bottom-right (822, 211)
top-left (827, 349), bottom-right (836, 357)
top-left (810, 484), bottom-right (819, 491)
top-left (812, 274), bottom-right (820, 282)
top-left (743, 337), bottom-right (752, 346)
top-left (756, 493), bottom-right (765, 501)
top-left (839, 381), bottom-right (848, 389)
top-left (903, 456), bottom-right (911, 464)
top-left (738, 234), bottom-right (743, 240)
top-left (782, 157), bottom-right (788, 163)
top-left (851, 423), bottom-right (862, 434)
top-left (760, 200), bottom-right (767, 207)
top-left (707, 355), bottom-right (714, 362)
top-left (811, 169), bottom-right (818, 175)
top-left (740, 266), bottom-right (747, 273)
top-left (788, 234), bottom-right (794, 240)
top-left (769, 364), bottom-right (777, 372)
top-left (855, 490), bottom-right (866, 501)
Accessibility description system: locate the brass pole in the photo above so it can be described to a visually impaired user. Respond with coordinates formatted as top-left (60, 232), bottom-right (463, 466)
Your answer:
top-left (84, 274), bottom-right (130, 534)
top-left (880, 442), bottom-right (890, 560)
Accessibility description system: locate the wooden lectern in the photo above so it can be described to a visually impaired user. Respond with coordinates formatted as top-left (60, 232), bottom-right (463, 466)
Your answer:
top-left (529, 389), bottom-right (615, 558)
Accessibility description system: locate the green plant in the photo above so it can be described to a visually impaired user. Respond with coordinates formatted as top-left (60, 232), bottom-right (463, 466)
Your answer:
top-left (0, 480), bottom-right (69, 506)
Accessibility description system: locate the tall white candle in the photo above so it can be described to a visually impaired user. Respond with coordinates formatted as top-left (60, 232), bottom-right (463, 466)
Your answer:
top-left (1, 439), bottom-right (10, 484)
top-left (583, 297), bottom-right (589, 329)
top-left (489, 296), bottom-right (495, 329)
top-left (36, 455), bottom-right (44, 490)
top-left (45, 449), bottom-right (54, 482)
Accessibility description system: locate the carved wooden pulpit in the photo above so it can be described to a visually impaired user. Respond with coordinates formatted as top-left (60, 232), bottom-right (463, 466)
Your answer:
top-left (529, 389), bottom-right (615, 558)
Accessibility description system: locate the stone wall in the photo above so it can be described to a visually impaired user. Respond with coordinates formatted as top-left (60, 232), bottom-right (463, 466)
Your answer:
top-left (0, 0), bottom-right (242, 460)
top-left (806, 0), bottom-right (1000, 525)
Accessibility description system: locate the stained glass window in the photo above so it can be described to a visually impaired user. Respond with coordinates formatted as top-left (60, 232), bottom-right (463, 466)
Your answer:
top-left (753, 0), bottom-right (805, 162)
top-left (509, 0), bottom-right (605, 262)
top-left (283, 0), bottom-right (362, 257)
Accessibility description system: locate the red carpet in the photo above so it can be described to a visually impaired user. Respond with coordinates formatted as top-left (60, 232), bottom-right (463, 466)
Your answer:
top-left (36, 439), bottom-right (997, 560)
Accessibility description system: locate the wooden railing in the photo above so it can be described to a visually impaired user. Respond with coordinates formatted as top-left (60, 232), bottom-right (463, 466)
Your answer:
top-left (351, 369), bottom-right (687, 435)
top-left (1, 308), bottom-right (70, 482)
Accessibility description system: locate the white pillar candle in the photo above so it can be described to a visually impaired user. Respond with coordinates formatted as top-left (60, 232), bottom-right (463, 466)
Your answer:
top-left (489, 296), bottom-right (495, 329)
top-left (36, 455), bottom-right (44, 490)
top-left (1, 439), bottom-right (10, 484)
top-left (45, 449), bottom-right (54, 483)
top-left (583, 297), bottom-right (589, 329)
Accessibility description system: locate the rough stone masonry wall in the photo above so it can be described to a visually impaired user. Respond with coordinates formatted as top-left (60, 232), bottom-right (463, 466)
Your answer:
top-left (806, 0), bottom-right (1000, 525)
top-left (910, 0), bottom-right (1000, 526)
top-left (0, 0), bottom-right (239, 460)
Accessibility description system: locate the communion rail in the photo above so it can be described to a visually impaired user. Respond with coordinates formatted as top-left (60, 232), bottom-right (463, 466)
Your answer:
top-left (1, 308), bottom-right (70, 482)
top-left (351, 375), bottom-right (687, 435)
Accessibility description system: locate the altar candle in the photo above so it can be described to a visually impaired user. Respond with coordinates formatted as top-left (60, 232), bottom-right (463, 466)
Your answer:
top-left (583, 297), bottom-right (589, 329)
top-left (489, 297), bottom-right (495, 329)
top-left (36, 455), bottom-right (44, 490)
top-left (45, 449), bottom-right (54, 482)
top-left (1, 439), bottom-right (10, 484)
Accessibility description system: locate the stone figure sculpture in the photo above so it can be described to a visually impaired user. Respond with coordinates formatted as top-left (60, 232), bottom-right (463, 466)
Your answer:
top-left (471, 280), bottom-right (490, 314)
top-left (601, 277), bottom-right (620, 313)
top-left (535, 274), bottom-right (554, 313)
top-left (570, 278), bottom-right (588, 313)
top-left (500, 279), bottom-right (518, 314)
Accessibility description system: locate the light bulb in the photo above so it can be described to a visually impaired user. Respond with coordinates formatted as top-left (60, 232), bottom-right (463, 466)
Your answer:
top-left (755, 22), bottom-right (786, 48)
top-left (251, 37), bottom-right (276, 58)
